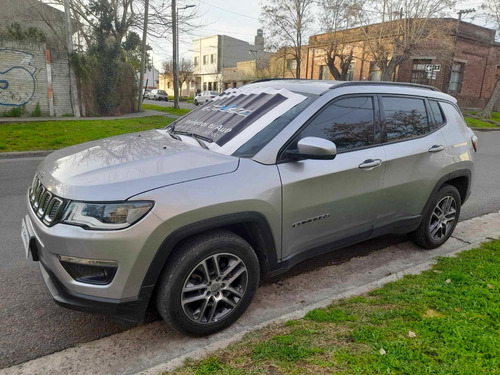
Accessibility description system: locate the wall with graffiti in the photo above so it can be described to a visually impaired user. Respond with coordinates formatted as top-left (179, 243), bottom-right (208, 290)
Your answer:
top-left (0, 40), bottom-right (73, 116)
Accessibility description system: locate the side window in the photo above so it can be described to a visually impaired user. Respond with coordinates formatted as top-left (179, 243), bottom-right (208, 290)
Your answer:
top-left (429, 100), bottom-right (446, 128)
top-left (297, 96), bottom-right (375, 152)
top-left (382, 96), bottom-right (429, 142)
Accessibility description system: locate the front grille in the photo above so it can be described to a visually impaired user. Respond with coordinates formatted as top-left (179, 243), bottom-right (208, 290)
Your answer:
top-left (29, 175), bottom-right (66, 226)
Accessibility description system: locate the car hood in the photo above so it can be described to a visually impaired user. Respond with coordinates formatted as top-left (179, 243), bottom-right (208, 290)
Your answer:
top-left (37, 129), bottom-right (239, 201)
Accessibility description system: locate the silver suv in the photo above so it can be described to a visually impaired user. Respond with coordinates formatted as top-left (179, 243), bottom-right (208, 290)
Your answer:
top-left (22, 80), bottom-right (476, 335)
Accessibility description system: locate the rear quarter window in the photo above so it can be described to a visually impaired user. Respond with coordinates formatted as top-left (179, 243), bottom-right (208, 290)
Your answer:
top-left (429, 100), bottom-right (446, 128)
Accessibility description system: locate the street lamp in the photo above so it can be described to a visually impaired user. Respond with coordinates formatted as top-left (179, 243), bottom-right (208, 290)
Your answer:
top-left (173, 3), bottom-right (195, 109)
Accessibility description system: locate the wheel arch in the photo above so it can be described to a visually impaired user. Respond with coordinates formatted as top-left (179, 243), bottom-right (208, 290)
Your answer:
top-left (140, 212), bottom-right (279, 294)
top-left (421, 169), bottom-right (471, 216)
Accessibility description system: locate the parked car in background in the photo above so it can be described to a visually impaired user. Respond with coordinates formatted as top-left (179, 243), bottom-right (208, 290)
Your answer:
top-left (194, 91), bottom-right (219, 105)
top-left (145, 89), bottom-right (169, 101)
top-left (22, 80), bottom-right (476, 336)
top-left (142, 89), bottom-right (151, 100)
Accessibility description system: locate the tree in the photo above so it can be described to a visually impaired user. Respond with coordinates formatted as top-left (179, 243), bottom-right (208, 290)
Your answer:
top-left (162, 58), bottom-right (193, 96)
top-left (122, 31), bottom-right (152, 72)
top-left (477, 0), bottom-right (500, 118)
top-left (359, 0), bottom-right (456, 81)
top-left (319, 0), bottom-right (362, 80)
top-left (260, 0), bottom-right (315, 78)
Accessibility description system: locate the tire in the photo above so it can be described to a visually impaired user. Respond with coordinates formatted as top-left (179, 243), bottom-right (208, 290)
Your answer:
top-left (155, 229), bottom-right (260, 336)
top-left (409, 184), bottom-right (461, 249)
top-left (194, 99), bottom-right (198, 106)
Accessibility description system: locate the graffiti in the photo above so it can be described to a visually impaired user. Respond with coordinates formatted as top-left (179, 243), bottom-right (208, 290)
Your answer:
top-left (0, 49), bottom-right (37, 106)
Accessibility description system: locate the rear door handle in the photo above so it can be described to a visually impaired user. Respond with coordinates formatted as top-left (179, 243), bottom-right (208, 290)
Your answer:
top-left (428, 145), bottom-right (445, 153)
top-left (358, 159), bottom-right (382, 169)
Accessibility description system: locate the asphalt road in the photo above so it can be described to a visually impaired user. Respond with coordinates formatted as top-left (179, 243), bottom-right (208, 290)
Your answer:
top-left (0, 131), bottom-right (499, 369)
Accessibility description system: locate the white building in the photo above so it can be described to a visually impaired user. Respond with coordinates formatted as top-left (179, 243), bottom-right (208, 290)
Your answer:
top-left (193, 30), bottom-right (265, 93)
top-left (137, 65), bottom-right (160, 90)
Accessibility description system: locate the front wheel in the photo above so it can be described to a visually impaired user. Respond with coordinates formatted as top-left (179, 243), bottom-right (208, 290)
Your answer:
top-left (156, 229), bottom-right (260, 336)
top-left (409, 184), bottom-right (461, 249)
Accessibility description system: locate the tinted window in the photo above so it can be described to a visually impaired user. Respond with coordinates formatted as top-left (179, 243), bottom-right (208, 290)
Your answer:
top-left (298, 96), bottom-right (375, 152)
top-left (429, 100), bottom-right (445, 128)
top-left (382, 97), bottom-right (429, 142)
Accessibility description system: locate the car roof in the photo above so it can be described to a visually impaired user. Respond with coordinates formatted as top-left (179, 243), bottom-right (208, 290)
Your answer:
top-left (248, 79), bottom-right (454, 101)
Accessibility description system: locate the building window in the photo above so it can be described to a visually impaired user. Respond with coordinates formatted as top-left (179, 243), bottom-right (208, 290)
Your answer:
top-left (448, 62), bottom-right (465, 94)
top-left (369, 62), bottom-right (381, 81)
top-left (167, 82), bottom-right (171, 89)
top-left (194, 57), bottom-right (199, 66)
top-left (319, 65), bottom-right (329, 80)
top-left (203, 55), bottom-right (208, 65)
top-left (211, 54), bottom-right (216, 64)
top-left (287, 59), bottom-right (297, 70)
top-left (410, 59), bottom-right (432, 85)
top-left (346, 62), bottom-right (355, 81)
top-left (203, 82), bottom-right (207, 91)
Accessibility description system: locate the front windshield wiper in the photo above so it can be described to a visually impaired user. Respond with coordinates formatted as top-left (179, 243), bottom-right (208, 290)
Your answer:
top-left (171, 130), bottom-right (213, 144)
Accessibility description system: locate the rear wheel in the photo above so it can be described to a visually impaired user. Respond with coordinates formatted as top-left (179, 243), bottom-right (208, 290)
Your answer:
top-left (155, 229), bottom-right (259, 336)
top-left (409, 184), bottom-right (461, 249)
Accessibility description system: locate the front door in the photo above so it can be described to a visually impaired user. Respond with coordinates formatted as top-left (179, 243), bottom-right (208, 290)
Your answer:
top-left (277, 95), bottom-right (386, 260)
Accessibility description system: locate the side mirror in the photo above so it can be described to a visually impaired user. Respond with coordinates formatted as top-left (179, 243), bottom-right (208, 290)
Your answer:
top-left (285, 137), bottom-right (337, 160)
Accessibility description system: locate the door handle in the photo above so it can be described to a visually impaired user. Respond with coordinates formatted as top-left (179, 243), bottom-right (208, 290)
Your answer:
top-left (428, 145), bottom-right (445, 153)
top-left (358, 159), bottom-right (382, 169)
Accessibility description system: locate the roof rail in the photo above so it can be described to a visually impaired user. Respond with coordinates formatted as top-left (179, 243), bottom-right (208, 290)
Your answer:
top-left (331, 81), bottom-right (441, 92)
top-left (251, 78), bottom-right (300, 84)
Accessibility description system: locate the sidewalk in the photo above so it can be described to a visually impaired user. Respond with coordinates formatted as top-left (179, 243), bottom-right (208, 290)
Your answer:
top-left (0, 110), bottom-right (177, 124)
top-left (2, 210), bottom-right (499, 375)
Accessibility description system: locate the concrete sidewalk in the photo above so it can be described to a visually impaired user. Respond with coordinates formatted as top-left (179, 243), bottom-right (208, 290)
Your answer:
top-left (2, 211), bottom-right (500, 375)
top-left (0, 110), bottom-right (175, 124)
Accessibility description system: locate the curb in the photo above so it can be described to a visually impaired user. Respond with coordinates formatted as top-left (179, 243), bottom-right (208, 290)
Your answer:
top-left (0, 150), bottom-right (53, 159)
top-left (138, 240), bottom-right (483, 375)
top-left (470, 127), bottom-right (500, 132)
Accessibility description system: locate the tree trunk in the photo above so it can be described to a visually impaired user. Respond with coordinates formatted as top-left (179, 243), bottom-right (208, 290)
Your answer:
top-left (478, 78), bottom-right (500, 119)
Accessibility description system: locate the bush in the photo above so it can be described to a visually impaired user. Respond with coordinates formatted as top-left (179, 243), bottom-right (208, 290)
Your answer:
top-left (2, 106), bottom-right (26, 117)
top-left (31, 103), bottom-right (41, 117)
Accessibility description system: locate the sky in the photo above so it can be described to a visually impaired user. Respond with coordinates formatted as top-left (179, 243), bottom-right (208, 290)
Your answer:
top-left (147, 0), bottom-right (496, 72)
top-left (149, 0), bottom-right (262, 71)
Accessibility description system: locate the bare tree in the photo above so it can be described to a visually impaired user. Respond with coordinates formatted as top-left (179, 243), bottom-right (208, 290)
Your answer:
top-left (359, 0), bottom-right (456, 81)
top-left (477, 0), bottom-right (500, 118)
top-left (260, 0), bottom-right (315, 78)
top-left (161, 58), bottom-right (193, 96)
top-left (319, 0), bottom-right (362, 80)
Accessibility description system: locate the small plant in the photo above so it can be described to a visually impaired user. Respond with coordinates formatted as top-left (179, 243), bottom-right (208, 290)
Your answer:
top-left (2, 106), bottom-right (26, 117)
top-left (31, 103), bottom-right (41, 117)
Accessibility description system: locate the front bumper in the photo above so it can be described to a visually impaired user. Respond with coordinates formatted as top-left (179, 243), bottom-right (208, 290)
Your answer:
top-left (38, 260), bottom-right (152, 323)
top-left (25, 193), bottom-right (169, 323)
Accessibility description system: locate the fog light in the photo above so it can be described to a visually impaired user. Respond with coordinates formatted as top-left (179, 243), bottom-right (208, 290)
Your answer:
top-left (58, 255), bottom-right (118, 285)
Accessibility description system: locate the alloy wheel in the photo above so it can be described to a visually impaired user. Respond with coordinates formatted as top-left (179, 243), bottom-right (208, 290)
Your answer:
top-left (181, 253), bottom-right (248, 324)
top-left (429, 195), bottom-right (457, 241)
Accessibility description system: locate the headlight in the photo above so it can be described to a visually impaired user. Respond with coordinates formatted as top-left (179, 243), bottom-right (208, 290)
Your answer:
top-left (62, 201), bottom-right (154, 230)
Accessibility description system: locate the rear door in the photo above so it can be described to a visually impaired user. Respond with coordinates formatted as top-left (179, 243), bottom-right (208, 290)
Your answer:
top-left (377, 95), bottom-right (451, 226)
top-left (278, 95), bottom-right (387, 259)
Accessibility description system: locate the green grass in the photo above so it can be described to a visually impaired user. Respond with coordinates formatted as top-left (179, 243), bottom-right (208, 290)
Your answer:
top-left (0, 116), bottom-right (174, 152)
top-left (142, 103), bottom-right (191, 116)
top-left (464, 111), bottom-right (500, 129)
top-left (165, 240), bottom-right (500, 375)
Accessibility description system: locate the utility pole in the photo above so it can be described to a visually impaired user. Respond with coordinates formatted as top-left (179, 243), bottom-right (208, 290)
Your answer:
top-left (446, 8), bottom-right (475, 93)
top-left (172, 0), bottom-right (179, 109)
top-left (138, 0), bottom-right (150, 112)
top-left (64, 0), bottom-right (80, 117)
top-left (173, 4), bottom-right (195, 109)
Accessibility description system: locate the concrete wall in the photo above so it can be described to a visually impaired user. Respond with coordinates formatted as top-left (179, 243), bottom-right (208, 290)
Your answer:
top-left (0, 40), bottom-right (74, 116)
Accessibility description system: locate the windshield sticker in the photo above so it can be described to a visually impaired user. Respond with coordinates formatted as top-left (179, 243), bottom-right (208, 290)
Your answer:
top-left (172, 87), bottom-right (307, 146)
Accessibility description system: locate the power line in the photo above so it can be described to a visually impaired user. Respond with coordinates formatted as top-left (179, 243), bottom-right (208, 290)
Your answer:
top-left (200, 0), bottom-right (259, 21)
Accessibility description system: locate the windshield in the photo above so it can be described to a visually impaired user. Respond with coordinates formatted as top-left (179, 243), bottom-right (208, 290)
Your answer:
top-left (168, 86), bottom-right (309, 149)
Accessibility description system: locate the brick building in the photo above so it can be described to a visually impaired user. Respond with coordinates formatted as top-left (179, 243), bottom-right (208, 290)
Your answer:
top-left (272, 19), bottom-right (500, 108)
